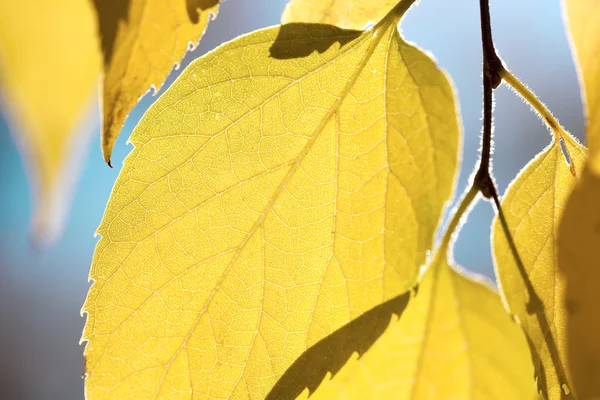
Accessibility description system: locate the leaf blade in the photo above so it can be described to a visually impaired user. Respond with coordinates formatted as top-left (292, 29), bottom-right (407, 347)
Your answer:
top-left (282, 0), bottom-right (399, 30)
top-left (83, 20), bottom-right (460, 399)
top-left (560, 2), bottom-right (600, 397)
top-left (0, 0), bottom-right (100, 243)
top-left (291, 259), bottom-right (536, 400)
top-left (565, 0), bottom-right (600, 174)
top-left (492, 137), bottom-right (585, 399)
top-left (93, 0), bottom-right (221, 165)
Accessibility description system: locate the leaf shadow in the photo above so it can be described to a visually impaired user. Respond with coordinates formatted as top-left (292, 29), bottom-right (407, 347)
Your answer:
top-left (265, 290), bottom-right (412, 400)
top-left (91, 0), bottom-right (218, 65)
top-left (269, 23), bottom-right (361, 60)
top-left (495, 195), bottom-right (574, 399)
top-left (558, 165), bottom-right (600, 399)
top-left (524, 330), bottom-right (548, 399)
top-left (91, 0), bottom-right (131, 65)
top-left (186, 0), bottom-right (220, 23)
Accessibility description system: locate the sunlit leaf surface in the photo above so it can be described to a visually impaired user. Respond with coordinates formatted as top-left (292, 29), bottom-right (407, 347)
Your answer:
top-left (565, 0), bottom-right (600, 174)
top-left (282, 0), bottom-right (398, 29)
top-left (0, 0), bottom-right (100, 244)
top-left (560, 2), bottom-right (600, 397)
top-left (82, 12), bottom-right (460, 399)
top-left (93, 0), bottom-right (221, 165)
top-left (493, 136), bottom-right (585, 399)
top-left (298, 259), bottom-right (535, 400)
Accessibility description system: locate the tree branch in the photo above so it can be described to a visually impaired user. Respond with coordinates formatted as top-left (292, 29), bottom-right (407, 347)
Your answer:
top-left (476, 1), bottom-right (572, 396)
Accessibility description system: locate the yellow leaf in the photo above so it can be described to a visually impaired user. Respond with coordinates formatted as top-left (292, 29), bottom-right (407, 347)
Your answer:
top-left (82, 9), bottom-right (460, 399)
top-left (0, 0), bottom-right (100, 243)
top-left (93, 0), bottom-right (221, 165)
top-left (561, 2), bottom-right (600, 398)
top-left (492, 136), bottom-right (585, 399)
top-left (558, 166), bottom-right (600, 400)
top-left (565, 0), bottom-right (600, 174)
top-left (282, 0), bottom-right (398, 29)
top-left (283, 259), bottom-right (535, 400)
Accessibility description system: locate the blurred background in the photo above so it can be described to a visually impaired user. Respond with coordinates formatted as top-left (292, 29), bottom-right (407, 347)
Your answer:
top-left (0, 0), bottom-right (585, 399)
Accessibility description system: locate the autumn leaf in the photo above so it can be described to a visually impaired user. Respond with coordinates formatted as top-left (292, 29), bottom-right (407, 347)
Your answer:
top-left (564, 0), bottom-right (600, 175)
top-left (282, 0), bottom-right (398, 29)
top-left (275, 258), bottom-right (535, 400)
top-left (0, 0), bottom-right (100, 244)
top-left (558, 167), bottom-right (600, 400)
top-left (559, 1), bottom-right (600, 398)
top-left (82, 4), bottom-right (460, 398)
top-left (492, 136), bottom-right (585, 399)
top-left (92, 0), bottom-right (221, 166)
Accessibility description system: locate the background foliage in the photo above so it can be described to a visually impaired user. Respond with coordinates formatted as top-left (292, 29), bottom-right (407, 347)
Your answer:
top-left (0, 0), bottom-right (585, 398)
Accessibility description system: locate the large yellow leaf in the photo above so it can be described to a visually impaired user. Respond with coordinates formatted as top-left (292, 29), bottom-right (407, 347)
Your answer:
top-left (82, 8), bottom-right (460, 399)
top-left (280, 259), bottom-right (535, 400)
top-left (565, 0), bottom-right (600, 174)
top-left (282, 0), bottom-right (398, 29)
top-left (492, 136), bottom-right (585, 399)
top-left (558, 166), bottom-right (600, 400)
top-left (0, 0), bottom-right (100, 243)
top-left (93, 0), bottom-right (221, 166)
top-left (560, 2), bottom-right (600, 398)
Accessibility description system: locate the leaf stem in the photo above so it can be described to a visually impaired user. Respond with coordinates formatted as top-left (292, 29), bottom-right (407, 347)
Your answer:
top-left (432, 184), bottom-right (479, 265)
top-left (389, 0), bottom-right (418, 20)
top-left (500, 69), bottom-right (577, 174)
top-left (500, 70), bottom-right (560, 135)
top-left (373, 0), bottom-right (418, 30)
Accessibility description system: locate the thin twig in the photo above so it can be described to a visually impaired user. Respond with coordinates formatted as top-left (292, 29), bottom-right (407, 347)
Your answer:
top-left (474, 0), bottom-right (503, 199)
top-left (477, 0), bottom-right (572, 397)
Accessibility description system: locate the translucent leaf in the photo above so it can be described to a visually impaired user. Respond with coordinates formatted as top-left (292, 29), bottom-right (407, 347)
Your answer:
top-left (82, 14), bottom-right (460, 400)
top-left (282, 0), bottom-right (398, 29)
top-left (0, 0), bottom-right (100, 244)
top-left (278, 259), bottom-right (535, 400)
top-left (492, 137), bottom-right (585, 399)
top-left (558, 166), bottom-right (600, 400)
top-left (93, 0), bottom-right (221, 165)
top-left (561, 2), bottom-right (600, 397)
top-left (565, 0), bottom-right (600, 174)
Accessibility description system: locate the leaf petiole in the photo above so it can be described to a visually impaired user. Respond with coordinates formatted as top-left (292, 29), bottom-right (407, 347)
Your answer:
top-left (431, 184), bottom-right (479, 265)
top-left (373, 0), bottom-right (419, 31)
top-left (500, 68), bottom-right (577, 174)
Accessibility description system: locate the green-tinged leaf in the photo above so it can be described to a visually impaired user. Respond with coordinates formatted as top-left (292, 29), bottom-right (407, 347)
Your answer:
top-left (92, 0), bottom-right (221, 165)
top-left (282, 258), bottom-right (535, 400)
top-left (0, 0), bottom-right (100, 244)
top-left (82, 12), bottom-right (460, 400)
top-left (282, 0), bottom-right (398, 29)
top-left (492, 136), bottom-right (585, 399)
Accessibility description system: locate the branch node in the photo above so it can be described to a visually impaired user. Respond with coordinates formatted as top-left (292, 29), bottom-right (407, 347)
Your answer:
top-left (474, 167), bottom-right (496, 199)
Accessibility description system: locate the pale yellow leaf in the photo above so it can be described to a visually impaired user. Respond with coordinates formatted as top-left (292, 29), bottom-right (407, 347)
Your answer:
top-left (558, 165), bottom-right (600, 400)
top-left (82, 13), bottom-right (460, 400)
top-left (282, 0), bottom-right (398, 29)
top-left (291, 259), bottom-right (535, 400)
top-left (0, 0), bottom-right (100, 243)
top-left (93, 0), bottom-right (221, 165)
top-left (561, 2), bottom-right (600, 398)
top-left (493, 136), bottom-right (585, 399)
top-left (565, 0), bottom-right (600, 174)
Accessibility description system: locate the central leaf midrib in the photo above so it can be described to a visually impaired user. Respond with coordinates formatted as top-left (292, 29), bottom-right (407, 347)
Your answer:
top-left (150, 21), bottom-right (397, 398)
